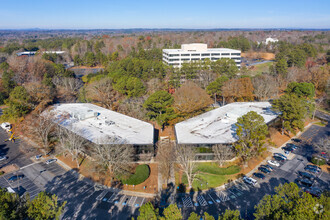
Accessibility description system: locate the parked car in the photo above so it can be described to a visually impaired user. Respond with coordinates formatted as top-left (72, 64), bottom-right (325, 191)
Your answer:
top-left (274, 156), bottom-right (285, 162)
top-left (274, 153), bottom-right (287, 160)
top-left (305, 187), bottom-right (322, 198)
top-left (253, 172), bottom-right (266, 179)
top-left (8, 174), bottom-right (25, 182)
top-left (243, 176), bottom-right (257, 186)
top-left (281, 147), bottom-right (294, 152)
top-left (286, 143), bottom-right (297, 150)
top-left (261, 164), bottom-right (274, 171)
top-left (306, 165), bottom-right (321, 171)
top-left (292, 138), bottom-right (302, 143)
top-left (296, 178), bottom-right (313, 187)
top-left (267, 160), bottom-right (280, 167)
top-left (298, 171), bottom-right (316, 181)
top-left (258, 167), bottom-right (271, 174)
top-left (304, 166), bottom-right (321, 174)
top-left (122, 197), bottom-right (129, 206)
top-left (0, 156), bottom-right (8, 161)
top-left (45, 159), bottom-right (57, 165)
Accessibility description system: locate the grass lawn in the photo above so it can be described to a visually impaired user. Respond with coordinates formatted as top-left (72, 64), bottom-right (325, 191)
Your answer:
top-left (246, 62), bottom-right (273, 77)
top-left (179, 163), bottom-right (241, 191)
top-left (119, 164), bottom-right (150, 185)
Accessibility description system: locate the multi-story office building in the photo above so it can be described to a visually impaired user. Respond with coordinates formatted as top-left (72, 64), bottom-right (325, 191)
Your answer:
top-left (162, 43), bottom-right (241, 68)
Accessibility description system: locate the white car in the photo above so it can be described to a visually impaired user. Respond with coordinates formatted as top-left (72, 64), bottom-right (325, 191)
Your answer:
top-left (1, 122), bottom-right (11, 132)
top-left (0, 156), bottom-right (8, 161)
top-left (45, 159), bottom-right (57, 165)
top-left (267, 160), bottom-right (280, 167)
top-left (243, 176), bottom-right (257, 186)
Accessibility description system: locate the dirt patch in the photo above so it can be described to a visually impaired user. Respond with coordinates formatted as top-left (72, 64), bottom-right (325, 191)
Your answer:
top-left (242, 52), bottom-right (275, 60)
top-left (57, 154), bottom-right (158, 194)
top-left (0, 164), bottom-right (19, 174)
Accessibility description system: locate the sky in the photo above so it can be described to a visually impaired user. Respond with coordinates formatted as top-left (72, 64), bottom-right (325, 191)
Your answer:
top-left (0, 0), bottom-right (329, 29)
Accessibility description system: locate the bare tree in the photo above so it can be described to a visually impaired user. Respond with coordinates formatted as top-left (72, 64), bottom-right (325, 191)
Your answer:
top-left (52, 76), bottom-right (83, 95)
top-left (57, 127), bottom-right (86, 168)
top-left (212, 144), bottom-right (234, 167)
top-left (93, 142), bottom-right (134, 179)
top-left (85, 77), bottom-right (119, 109)
top-left (252, 74), bottom-right (279, 100)
top-left (314, 137), bottom-right (330, 156)
top-left (156, 140), bottom-right (175, 184)
top-left (31, 113), bottom-right (55, 150)
top-left (175, 144), bottom-right (198, 189)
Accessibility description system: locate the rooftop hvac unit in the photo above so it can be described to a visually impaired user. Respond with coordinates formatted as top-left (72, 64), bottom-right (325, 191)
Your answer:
top-left (105, 120), bottom-right (115, 126)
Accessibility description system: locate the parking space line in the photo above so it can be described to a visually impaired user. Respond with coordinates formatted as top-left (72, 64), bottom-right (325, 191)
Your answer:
top-left (140, 197), bottom-right (145, 206)
top-left (96, 190), bottom-right (108, 201)
top-left (197, 195), bottom-right (207, 206)
top-left (182, 196), bottom-right (193, 208)
top-left (208, 194), bottom-right (216, 203)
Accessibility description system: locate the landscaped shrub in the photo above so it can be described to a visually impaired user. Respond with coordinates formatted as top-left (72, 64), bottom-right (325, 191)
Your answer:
top-left (120, 164), bottom-right (150, 185)
top-left (311, 156), bottom-right (326, 165)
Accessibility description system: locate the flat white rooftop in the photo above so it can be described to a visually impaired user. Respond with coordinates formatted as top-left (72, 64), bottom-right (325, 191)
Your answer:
top-left (50, 103), bottom-right (154, 145)
top-left (163, 48), bottom-right (241, 53)
top-left (175, 102), bottom-right (278, 145)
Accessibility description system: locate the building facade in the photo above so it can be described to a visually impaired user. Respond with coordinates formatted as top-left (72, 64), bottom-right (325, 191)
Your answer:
top-left (162, 43), bottom-right (241, 68)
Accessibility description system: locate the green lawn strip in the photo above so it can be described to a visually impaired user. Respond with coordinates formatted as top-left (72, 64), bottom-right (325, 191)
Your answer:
top-left (119, 164), bottom-right (150, 185)
top-left (196, 163), bottom-right (241, 175)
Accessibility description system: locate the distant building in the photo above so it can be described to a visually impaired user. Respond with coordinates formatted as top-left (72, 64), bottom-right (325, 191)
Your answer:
top-left (265, 37), bottom-right (279, 45)
top-left (16, 51), bottom-right (65, 56)
top-left (162, 43), bottom-right (241, 68)
top-left (175, 102), bottom-right (278, 145)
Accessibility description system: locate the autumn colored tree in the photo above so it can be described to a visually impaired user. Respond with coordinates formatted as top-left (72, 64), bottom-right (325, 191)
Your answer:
top-left (222, 77), bottom-right (254, 102)
top-left (173, 81), bottom-right (213, 116)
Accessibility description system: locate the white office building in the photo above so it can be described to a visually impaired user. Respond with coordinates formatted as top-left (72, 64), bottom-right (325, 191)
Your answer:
top-left (163, 43), bottom-right (241, 68)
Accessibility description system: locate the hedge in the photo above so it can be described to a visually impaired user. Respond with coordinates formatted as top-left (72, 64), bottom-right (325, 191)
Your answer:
top-left (120, 164), bottom-right (150, 185)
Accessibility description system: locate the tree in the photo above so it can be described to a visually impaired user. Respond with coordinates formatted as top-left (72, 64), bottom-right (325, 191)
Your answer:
top-left (1, 70), bottom-right (17, 96)
top-left (175, 144), bottom-right (198, 189)
top-left (275, 58), bottom-right (288, 76)
top-left (234, 111), bottom-right (269, 165)
top-left (220, 209), bottom-right (241, 220)
top-left (222, 77), bottom-right (254, 102)
top-left (0, 187), bottom-right (27, 220)
top-left (285, 82), bottom-right (315, 99)
top-left (211, 58), bottom-right (238, 78)
top-left (57, 127), bottom-right (86, 168)
top-left (188, 212), bottom-right (200, 220)
top-left (203, 212), bottom-right (215, 220)
top-left (254, 182), bottom-right (329, 220)
top-left (85, 77), bottom-right (120, 109)
top-left (156, 140), bottom-right (175, 184)
top-left (252, 74), bottom-right (279, 101)
top-left (173, 81), bottom-right (213, 116)
top-left (314, 137), bottom-right (330, 156)
top-left (272, 94), bottom-right (311, 134)
top-left (212, 144), bottom-right (234, 167)
top-left (161, 204), bottom-right (182, 220)
top-left (137, 202), bottom-right (158, 220)
top-left (31, 113), bottom-right (55, 150)
top-left (93, 142), bottom-right (134, 179)
top-left (206, 76), bottom-right (229, 104)
top-left (114, 76), bottom-right (146, 98)
top-left (143, 90), bottom-right (175, 128)
top-left (2, 86), bottom-right (32, 119)
top-left (84, 52), bottom-right (96, 67)
top-left (27, 192), bottom-right (66, 220)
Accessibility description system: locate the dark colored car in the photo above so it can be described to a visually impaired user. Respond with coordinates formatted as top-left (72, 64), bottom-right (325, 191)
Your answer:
top-left (274, 156), bottom-right (285, 162)
top-left (292, 138), bottom-right (302, 143)
top-left (274, 153), bottom-right (287, 160)
top-left (306, 165), bottom-right (321, 171)
top-left (304, 167), bottom-right (320, 174)
top-left (261, 164), bottom-right (274, 171)
top-left (305, 187), bottom-right (322, 198)
top-left (296, 178), bottom-right (313, 187)
top-left (253, 172), bottom-right (266, 179)
top-left (258, 167), bottom-right (271, 174)
top-left (8, 174), bottom-right (25, 182)
top-left (286, 143), bottom-right (297, 150)
top-left (281, 146), bottom-right (294, 152)
top-left (298, 171), bottom-right (316, 181)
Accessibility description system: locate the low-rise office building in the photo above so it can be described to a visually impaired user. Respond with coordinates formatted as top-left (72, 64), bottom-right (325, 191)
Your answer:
top-left (163, 43), bottom-right (241, 68)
